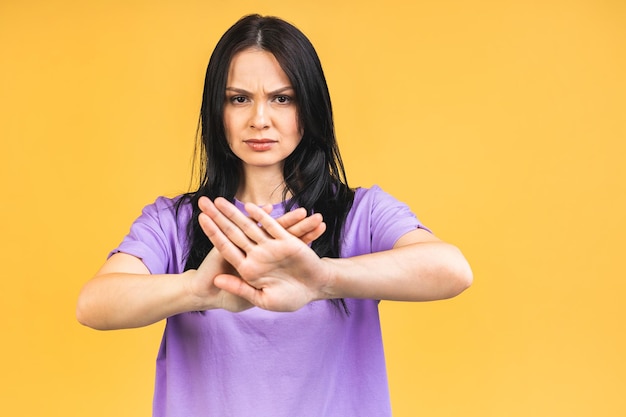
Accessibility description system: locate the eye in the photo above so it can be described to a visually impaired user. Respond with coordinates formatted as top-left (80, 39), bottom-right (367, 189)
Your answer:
top-left (274, 95), bottom-right (292, 104)
top-left (229, 95), bottom-right (248, 104)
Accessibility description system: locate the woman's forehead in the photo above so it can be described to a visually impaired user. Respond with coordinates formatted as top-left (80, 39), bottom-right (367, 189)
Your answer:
top-left (226, 49), bottom-right (291, 90)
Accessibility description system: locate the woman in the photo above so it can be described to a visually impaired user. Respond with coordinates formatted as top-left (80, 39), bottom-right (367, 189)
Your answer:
top-left (77, 14), bottom-right (472, 417)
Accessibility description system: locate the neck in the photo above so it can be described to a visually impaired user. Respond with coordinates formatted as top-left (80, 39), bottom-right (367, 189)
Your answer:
top-left (236, 165), bottom-right (289, 205)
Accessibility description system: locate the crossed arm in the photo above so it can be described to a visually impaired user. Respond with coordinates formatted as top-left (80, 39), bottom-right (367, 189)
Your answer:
top-left (76, 205), bottom-right (326, 330)
top-left (198, 197), bottom-right (473, 312)
top-left (77, 198), bottom-right (472, 330)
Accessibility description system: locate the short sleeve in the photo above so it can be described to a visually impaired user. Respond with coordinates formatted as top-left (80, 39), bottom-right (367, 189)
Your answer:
top-left (341, 185), bottom-right (430, 257)
top-left (108, 196), bottom-right (190, 275)
top-left (368, 185), bottom-right (430, 252)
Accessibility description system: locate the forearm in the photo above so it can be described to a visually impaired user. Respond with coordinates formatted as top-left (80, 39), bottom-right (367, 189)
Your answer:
top-left (76, 271), bottom-right (197, 330)
top-left (320, 242), bottom-right (473, 302)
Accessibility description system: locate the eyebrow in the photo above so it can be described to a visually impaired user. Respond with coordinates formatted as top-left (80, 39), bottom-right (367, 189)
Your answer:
top-left (225, 86), bottom-right (294, 95)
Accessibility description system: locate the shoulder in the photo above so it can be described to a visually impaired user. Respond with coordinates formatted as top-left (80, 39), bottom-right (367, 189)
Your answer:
top-left (120, 193), bottom-right (194, 249)
top-left (139, 194), bottom-right (192, 227)
top-left (110, 194), bottom-right (193, 274)
top-left (353, 184), bottom-right (392, 205)
top-left (351, 185), bottom-right (413, 217)
top-left (342, 185), bottom-right (425, 255)
top-left (143, 194), bottom-right (189, 214)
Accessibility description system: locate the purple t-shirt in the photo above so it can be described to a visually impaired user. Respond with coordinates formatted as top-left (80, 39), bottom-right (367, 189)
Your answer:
top-left (111, 185), bottom-right (426, 417)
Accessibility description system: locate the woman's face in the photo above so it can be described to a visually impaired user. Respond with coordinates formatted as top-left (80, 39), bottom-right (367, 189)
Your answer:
top-left (223, 48), bottom-right (301, 174)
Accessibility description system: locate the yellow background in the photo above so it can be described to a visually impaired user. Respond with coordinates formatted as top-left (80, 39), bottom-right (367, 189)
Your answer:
top-left (1, 0), bottom-right (624, 416)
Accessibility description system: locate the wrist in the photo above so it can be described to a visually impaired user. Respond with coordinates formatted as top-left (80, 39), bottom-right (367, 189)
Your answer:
top-left (316, 257), bottom-right (339, 300)
top-left (182, 269), bottom-right (212, 311)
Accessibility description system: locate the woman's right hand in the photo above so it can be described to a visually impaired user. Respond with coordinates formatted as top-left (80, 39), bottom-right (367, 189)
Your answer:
top-left (188, 247), bottom-right (253, 312)
top-left (186, 205), bottom-right (326, 312)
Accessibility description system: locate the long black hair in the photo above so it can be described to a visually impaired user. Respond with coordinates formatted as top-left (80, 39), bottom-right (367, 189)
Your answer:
top-left (180, 15), bottom-right (354, 309)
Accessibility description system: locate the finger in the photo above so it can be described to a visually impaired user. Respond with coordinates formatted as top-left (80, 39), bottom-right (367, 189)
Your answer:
top-left (201, 197), bottom-right (265, 246)
top-left (243, 202), bottom-right (292, 240)
top-left (198, 195), bottom-right (216, 214)
top-left (275, 207), bottom-right (307, 230)
top-left (198, 198), bottom-right (252, 250)
top-left (214, 197), bottom-right (272, 245)
top-left (201, 197), bottom-right (266, 252)
top-left (214, 274), bottom-right (262, 307)
top-left (198, 212), bottom-right (246, 267)
top-left (297, 222), bottom-right (327, 245)
top-left (284, 212), bottom-right (323, 239)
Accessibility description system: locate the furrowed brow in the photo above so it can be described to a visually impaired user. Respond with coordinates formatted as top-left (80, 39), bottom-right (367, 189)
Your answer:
top-left (268, 86), bottom-right (294, 95)
top-left (225, 86), bottom-right (294, 95)
top-left (225, 87), bottom-right (250, 95)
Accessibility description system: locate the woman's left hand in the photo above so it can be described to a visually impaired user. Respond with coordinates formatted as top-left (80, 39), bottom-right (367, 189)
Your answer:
top-left (197, 197), bottom-right (332, 312)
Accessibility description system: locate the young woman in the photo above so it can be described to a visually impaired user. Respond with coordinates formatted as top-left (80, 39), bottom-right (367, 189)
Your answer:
top-left (77, 14), bottom-right (472, 417)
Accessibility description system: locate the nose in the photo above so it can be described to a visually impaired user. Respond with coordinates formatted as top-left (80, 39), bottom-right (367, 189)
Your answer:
top-left (250, 101), bottom-right (269, 130)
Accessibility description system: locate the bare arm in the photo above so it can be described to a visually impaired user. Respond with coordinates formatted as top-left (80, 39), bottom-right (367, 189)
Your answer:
top-left (76, 253), bottom-right (206, 330)
top-left (321, 228), bottom-right (473, 301)
top-left (76, 206), bottom-right (326, 330)
top-left (199, 197), bottom-right (472, 311)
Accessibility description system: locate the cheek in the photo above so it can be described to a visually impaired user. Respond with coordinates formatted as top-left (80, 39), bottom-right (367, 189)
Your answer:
top-left (223, 111), bottom-right (235, 144)
top-left (290, 111), bottom-right (302, 137)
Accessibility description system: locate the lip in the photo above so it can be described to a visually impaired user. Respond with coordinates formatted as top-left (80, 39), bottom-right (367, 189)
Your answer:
top-left (244, 138), bottom-right (277, 151)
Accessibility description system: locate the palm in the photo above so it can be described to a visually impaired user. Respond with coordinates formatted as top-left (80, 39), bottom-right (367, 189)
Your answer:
top-left (193, 248), bottom-right (253, 312)
top-left (193, 198), bottom-right (327, 312)
top-left (222, 233), bottom-right (321, 311)
top-left (199, 197), bottom-right (330, 312)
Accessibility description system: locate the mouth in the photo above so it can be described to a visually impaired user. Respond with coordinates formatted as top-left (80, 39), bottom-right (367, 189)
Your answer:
top-left (243, 139), bottom-right (277, 151)
top-left (244, 138), bottom-right (276, 143)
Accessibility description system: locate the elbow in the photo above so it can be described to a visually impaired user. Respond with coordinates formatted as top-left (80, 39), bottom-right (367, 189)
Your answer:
top-left (447, 248), bottom-right (473, 297)
top-left (454, 259), bottom-right (473, 295)
top-left (427, 244), bottom-right (472, 300)
top-left (75, 308), bottom-right (91, 328)
top-left (75, 285), bottom-right (106, 330)
top-left (75, 292), bottom-right (94, 329)
top-left (76, 306), bottom-right (110, 331)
